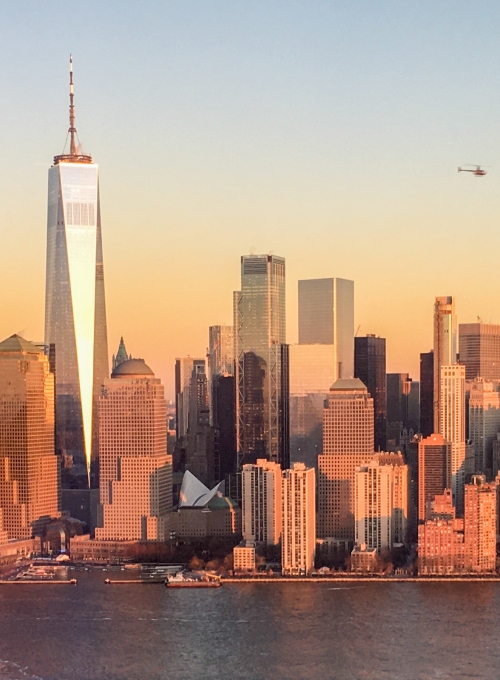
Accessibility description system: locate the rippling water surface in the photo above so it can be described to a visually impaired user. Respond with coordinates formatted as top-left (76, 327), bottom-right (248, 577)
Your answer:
top-left (0, 572), bottom-right (499, 679)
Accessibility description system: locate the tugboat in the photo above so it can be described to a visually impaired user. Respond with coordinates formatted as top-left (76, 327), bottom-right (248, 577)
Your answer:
top-left (165, 571), bottom-right (221, 588)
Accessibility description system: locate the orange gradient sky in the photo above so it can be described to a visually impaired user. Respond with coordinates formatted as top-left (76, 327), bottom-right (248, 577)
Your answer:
top-left (1, 2), bottom-right (500, 398)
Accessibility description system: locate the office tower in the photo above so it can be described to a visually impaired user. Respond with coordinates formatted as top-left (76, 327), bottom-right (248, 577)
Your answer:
top-left (459, 323), bottom-right (500, 381)
top-left (208, 325), bottom-right (234, 384)
top-left (354, 335), bottom-right (387, 451)
top-left (112, 337), bottom-right (131, 371)
top-left (0, 335), bottom-right (59, 539)
top-left (439, 364), bottom-right (466, 512)
top-left (281, 463), bottom-right (316, 575)
top-left (433, 297), bottom-right (456, 428)
top-left (468, 379), bottom-right (500, 474)
top-left (208, 326), bottom-right (236, 483)
top-left (175, 358), bottom-right (206, 440)
top-left (386, 373), bottom-right (419, 447)
top-left (241, 459), bottom-right (282, 545)
top-left (234, 255), bottom-right (289, 468)
top-left (298, 277), bottom-right (354, 378)
top-left (464, 475), bottom-right (497, 573)
top-left (418, 434), bottom-right (449, 520)
top-left (95, 358), bottom-right (172, 541)
top-left (212, 374), bottom-right (236, 482)
top-left (420, 351), bottom-right (434, 437)
top-left (318, 379), bottom-right (374, 541)
top-left (289, 343), bottom-right (335, 468)
top-left (44, 58), bottom-right (109, 493)
top-left (354, 452), bottom-right (408, 552)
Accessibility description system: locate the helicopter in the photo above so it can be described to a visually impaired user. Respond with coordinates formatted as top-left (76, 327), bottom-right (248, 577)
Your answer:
top-left (457, 165), bottom-right (487, 176)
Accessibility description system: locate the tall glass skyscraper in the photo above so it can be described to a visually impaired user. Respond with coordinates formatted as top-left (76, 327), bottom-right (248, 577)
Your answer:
top-left (44, 58), bottom-right (108, 492)
top-left (234, 255), bottom-right (289, 468)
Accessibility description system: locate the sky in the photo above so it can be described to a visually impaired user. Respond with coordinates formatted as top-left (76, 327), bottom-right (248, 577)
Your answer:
top-left (1, 1), bottom-right (500, 398)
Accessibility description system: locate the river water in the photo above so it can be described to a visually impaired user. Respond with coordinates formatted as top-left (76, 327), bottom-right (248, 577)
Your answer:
top-left (0, 571), bottom-right (499, 679)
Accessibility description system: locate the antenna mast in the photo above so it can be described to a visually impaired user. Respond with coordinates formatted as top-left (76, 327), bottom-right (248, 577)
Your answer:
top-left (69, 54), bottom-right (76, 156)
top-left (53, 55), bottom-right (92, 165)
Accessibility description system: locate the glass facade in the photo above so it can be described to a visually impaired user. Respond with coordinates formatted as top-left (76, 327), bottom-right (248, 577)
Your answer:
top-left (235, 255), bottom-right (288, 467)
top-left (298, 277), bottom-right (354, 379)
top-left (45, 161), bottom-right (109, 488)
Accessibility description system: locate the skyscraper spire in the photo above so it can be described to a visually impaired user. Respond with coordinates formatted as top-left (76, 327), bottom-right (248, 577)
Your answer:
top-left (69, 54), bottom-right (76, 156)
top-left (54, 55), bottom-right (92, 165)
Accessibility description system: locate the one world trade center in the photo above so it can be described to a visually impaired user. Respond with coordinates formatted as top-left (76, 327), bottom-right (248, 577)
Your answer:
top-left (44, 57), bottom-right (108, 512)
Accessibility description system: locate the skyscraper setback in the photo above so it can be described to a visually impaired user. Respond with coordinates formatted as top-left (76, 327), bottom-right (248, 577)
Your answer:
top-left (44, 57), bottom-right (108, 492)
top-left (234, 255), bottom-right (289, 468)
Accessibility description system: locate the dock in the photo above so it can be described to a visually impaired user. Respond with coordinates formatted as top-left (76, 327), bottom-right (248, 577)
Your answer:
top-left (0, 579), bottom-right (77, 585)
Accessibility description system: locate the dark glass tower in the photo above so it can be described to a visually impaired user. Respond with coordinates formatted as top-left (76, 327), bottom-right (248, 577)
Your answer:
top-left (234, 255), bottom-right (288, 467)
top-left (420, 351), bottom-right (434, 437)
top-left (354, 335), bottom-right (386, 451)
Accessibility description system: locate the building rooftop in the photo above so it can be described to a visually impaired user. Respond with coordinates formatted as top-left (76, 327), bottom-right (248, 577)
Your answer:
top-left (330, 377), bottom-right (367, 392)
top-left (111, 358), bottom-right (154, 377)
top-left (0, 334), bottom-right (41, 355)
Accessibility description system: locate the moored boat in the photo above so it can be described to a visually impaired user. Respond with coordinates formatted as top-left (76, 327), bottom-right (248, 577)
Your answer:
top-left (165, 571), bottom-right (221, 588)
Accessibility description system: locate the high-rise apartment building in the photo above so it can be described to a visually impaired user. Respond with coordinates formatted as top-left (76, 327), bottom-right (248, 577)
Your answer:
top-left (241, 459), bottom-right (282, 545)
top-left (418, 477), bottom-right (496, 575)
top-left (354, 336), bottom-right (386, 451)
top-left (44, 58), bottom-right (108, 494)
top-left (0, 335), bottom-right (60, 539)
top-left (439, 364), bottom-right (466, 512)
top-left (468, 379), bottom-right (500, 473)
top-left (418, 433), bottom-right (449, 521)
top-left (234, 255), bottom-right (289, 468)
top-left (433, 297), bottom-right (456, 428)
top-left (95, 358), bottom-right (172, 541)
top-left (298, 278), bottom-right (354, 378)
top-left (281, 463), bottom-right (316, 575)
top-left (420, 351), bottom-right (434, 437)
top-left (459, 323), bottom-right (500, 381)
top-left (318, 378), bottom-right (374, 541)
top-left (354, 452), bottom-right (408, 552)
top-left (463, 475), bottom-right (497, 573)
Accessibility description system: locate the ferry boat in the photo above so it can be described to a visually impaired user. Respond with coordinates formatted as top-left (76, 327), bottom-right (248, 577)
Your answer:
top-left (165, 571), bottom-right (221, 588)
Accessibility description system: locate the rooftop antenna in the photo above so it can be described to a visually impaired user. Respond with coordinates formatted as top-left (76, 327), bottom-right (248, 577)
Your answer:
top-left (69, 54), bottom-right (76, 156)
top-left (54, 56), bottom-right (92, 165)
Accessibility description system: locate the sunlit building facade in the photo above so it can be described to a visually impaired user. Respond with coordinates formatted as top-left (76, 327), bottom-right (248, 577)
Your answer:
top-left (318, 378), bottom-right (374, 541)
top-left (439, 364), bottom-right (466, 512)
top-left (0, 335), bottom-right (59, 539)
top-left (44, 59), bottom-right (108, 491)
top-left (241, 459), bottom-right (282, 546)
top-left (354, 452), bottom-right (408, 553)
top-left (468, 379), bottom-right (500, 474)
top-left (459, 323), bottom-right (500, 382)
top-left (281, 463), bottom-right (316, 575)
top-left (96, 358), bottom-right (172, 541)
top-left (433, 296), bottom-right (456, 430)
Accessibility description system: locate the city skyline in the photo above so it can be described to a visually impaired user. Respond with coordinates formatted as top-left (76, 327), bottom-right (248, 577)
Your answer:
top-left (2, 4), bottom-right (500, 398)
